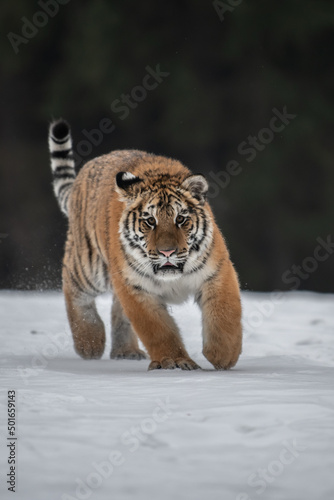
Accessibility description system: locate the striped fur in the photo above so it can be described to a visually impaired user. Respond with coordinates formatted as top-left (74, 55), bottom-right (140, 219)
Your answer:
top-left (48, 119), bottom-right (242, 370)
top-left (48, 120), bottom-right (75, 216)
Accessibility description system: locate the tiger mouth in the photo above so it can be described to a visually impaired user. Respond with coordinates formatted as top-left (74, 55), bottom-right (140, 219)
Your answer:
top-left (159, 263), bottom-right (180, 271)
top-left (153, 261), bottom-right (184, 273)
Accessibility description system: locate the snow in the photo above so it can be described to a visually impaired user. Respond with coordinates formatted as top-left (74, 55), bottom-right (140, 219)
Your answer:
top-left (1, 290), bottom-right (334, 500)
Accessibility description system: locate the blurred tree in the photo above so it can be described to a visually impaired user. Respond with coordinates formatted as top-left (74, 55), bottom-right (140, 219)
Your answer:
top-left (0, 0), bottom-right (333, 291)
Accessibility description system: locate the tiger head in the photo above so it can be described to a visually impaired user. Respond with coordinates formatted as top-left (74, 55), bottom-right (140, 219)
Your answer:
top-left (116, 170), bottom-right (212, 281)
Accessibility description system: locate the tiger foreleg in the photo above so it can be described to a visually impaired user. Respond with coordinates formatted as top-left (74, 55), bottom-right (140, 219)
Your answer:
top-left (113, 283), bottom-right (200, 370)
top-left (199, 261), bottom-right (242, 370)
top-left (110, 294), bottom-right (147, 360)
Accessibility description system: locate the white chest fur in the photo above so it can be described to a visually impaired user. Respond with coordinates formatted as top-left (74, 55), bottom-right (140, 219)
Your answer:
top-left (123, 260), bottom-right (215, 304)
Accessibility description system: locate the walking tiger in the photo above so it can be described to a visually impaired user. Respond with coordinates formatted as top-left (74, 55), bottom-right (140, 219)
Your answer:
top-left (48, 119), bottom-right (242, 370)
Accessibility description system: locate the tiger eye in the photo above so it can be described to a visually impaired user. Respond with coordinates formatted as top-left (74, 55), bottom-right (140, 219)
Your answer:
top-left (176, 215), bottom-right (185, 224)
top-left (147, 216), bottom-right (156, 226)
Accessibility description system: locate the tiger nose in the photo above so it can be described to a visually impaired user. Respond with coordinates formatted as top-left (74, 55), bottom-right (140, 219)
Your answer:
top-left (158, 248), bottom-right (177, 258)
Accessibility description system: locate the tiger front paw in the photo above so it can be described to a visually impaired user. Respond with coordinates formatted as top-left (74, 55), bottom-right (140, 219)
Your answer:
top-left (203, 342), bottom-right (241, 370)
top-left (148, 357), bottom-right (201, 371)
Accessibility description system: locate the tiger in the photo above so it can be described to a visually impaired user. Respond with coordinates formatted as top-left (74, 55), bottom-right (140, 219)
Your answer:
top-left (48, 119), bottom-right (242, 370)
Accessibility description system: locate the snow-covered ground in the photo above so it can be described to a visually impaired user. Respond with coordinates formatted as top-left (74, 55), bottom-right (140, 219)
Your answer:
top-left (1, 290), bottom-right (334, 500)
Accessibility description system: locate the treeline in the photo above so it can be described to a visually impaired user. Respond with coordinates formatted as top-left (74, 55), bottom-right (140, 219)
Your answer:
top-left (0, 0), bottom-right (333, 291)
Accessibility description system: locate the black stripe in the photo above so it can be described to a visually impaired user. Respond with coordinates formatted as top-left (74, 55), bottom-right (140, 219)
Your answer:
top-left (52, 166), bottom-right (75, 174)
top-left (59, 189), bottom-right (71, 204)
top-left (64, 265), bottom-right (94, 296)
top-left (120, 242), bottom-right (152, 279)
top-left (53, 172), bottom-right (76, 180)
top-left (126, 239), bottom-right (146, 255)
top-left (189, 243), bottom-right (200, 253)
top-left (105, 205), bottom-right (111, 256)
top-left (85, 232), bottom-right (93, 270)
top-left (185, 240), bottom-right (214, 275)
top-left (137, 203), bottom-right (143, 215)
top-left (200, 294), bottom-right (215, 309)
top-left (189, 212), bottom-right (207, 252)
top-left (203, 257), bottom-right (224, 283)
top-left (74, 255), bottom-right (101, 295)
top-left (185, 260), bottom-right (206, 274)
top-left (193, 211), bottom-right (199, 237)
top-left (132, 284), bottom-right (144, 292)
top-left (132, 211), bottom-right (137, 234)
top-left (124, 212), bottom-right (131, 233)
top-left (81, 265), bottom-right (101, 295)
top-left (95, 237), bottom-right (104, 260)
top-left (72, 261), bottom-right (85, 290)
top-left (51, 136), bottom-right (70, 145)
top-left (101, 261), bottom-right (109, 285)
top-left (199, 211), bottom-right (208, 244)
top-left (57, 181), bottom-right (74, 197)
top-left (51, 150), bottom-right (73, 159)
top-left (61, 190), bottom-right (71, 213)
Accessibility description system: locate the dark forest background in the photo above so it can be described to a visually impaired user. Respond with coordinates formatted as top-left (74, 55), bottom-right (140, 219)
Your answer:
top-left (1, 0), bottom-right (334, 292)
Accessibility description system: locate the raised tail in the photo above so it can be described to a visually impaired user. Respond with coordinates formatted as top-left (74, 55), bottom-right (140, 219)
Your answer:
top-left (48, 119), bottom-right (76, 216)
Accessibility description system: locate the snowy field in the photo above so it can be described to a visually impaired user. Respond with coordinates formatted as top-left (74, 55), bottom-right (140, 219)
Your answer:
top-left (1, 290), bottom-right (334, 500)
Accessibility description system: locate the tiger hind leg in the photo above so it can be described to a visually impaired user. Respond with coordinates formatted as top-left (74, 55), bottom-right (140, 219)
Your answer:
top-left (63, 265), bottom-right (106, 360)
top-left (110, 294), bottom-right (147, 360)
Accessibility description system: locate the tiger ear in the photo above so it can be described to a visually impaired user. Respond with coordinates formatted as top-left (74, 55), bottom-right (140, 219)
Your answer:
top-left (115, 172), bottom-right (143, 199)
top-left (181, 174), bottom-right (208, 205)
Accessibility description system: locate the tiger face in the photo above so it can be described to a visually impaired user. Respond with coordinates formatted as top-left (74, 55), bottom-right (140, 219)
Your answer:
top-left (116, 171), bottom-right (212, 281)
